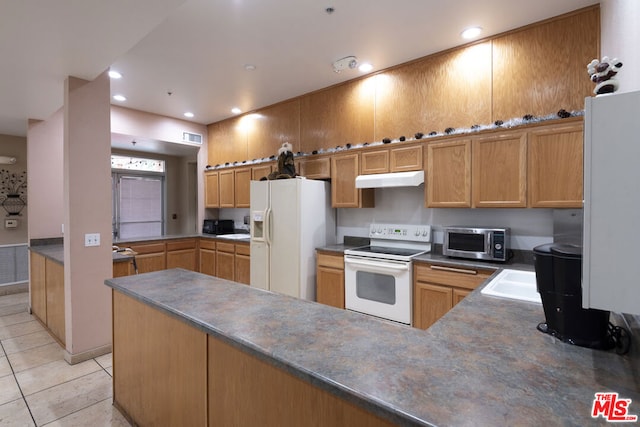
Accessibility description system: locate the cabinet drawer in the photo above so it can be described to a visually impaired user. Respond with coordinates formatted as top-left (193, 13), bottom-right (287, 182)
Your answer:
top-left (361, 150), bottom-right (389, 174)
top-left (128, 242), bottom-right (165, 254)
top-left (235, 243), bottom-right (250, 256)
top-left (199, 239), bottom-right (217, 251)
top-left (167, 239), bottom-right (197, 251)
top-left (216, 242), bottom-right (235, 253)
top-left (317, 253), bottom-right (344, 269)
top-left (414, 263), bottom-right (493, 290)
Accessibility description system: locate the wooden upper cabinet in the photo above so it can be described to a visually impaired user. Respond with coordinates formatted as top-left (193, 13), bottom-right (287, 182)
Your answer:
top-left (252, 163), bottom-right (273, 181)
top-left (491, 8), bottom-right (598, 119)
top-left (204, 171), bottom-right (219, 208)
top-left (207, 117), bottom-right (247, 166)
top-left (361, 150), bottom-right (389, 175)
top-left (247, 100), bottom-right (301, 159)
top-left (528, 120), bottom-right (583, 208)
top-left (219, 170), bottom-right (235, 208)
top-left (390, 144), bottom-right (423, 172)
top-left (234, 167), bottom-right (251, 208)
top-left (300, 78), bottom-right (375, 153)
top-left (472, 131), bottom-right (527, 208)
top-left (375, 42), bottom-right (492, 139)
top-left (297, 156), bottom-right (330, 179)
top-left (426, 139), bottom-right (471, 208)
top-left (361, 144), bottom-right (423, 175)
top-left (330, 153), bottom-right (374, 208)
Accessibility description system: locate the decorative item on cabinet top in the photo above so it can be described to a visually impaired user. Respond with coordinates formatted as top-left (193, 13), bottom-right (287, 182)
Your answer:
top-left (204, 110), bottom-right (585, 171)
top-left (0, 169), bottom-right (27, 216)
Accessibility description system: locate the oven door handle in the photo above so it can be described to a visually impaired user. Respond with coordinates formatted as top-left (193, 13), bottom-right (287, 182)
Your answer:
top-left (344, 257), bottom-right (410, 272)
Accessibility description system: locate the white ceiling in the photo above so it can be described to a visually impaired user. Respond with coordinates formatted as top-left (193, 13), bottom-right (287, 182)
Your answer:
top-left (1, 0), bottom-right (598, 141)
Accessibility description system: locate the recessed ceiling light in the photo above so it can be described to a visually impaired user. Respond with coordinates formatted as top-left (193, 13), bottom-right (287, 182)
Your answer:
top-left (461, 27), bottom-right (482, 39)
top-left (358, 63), bottom-right (373, 73)
top-left (108, 70), bottom-right (122, 79)
top-left (113, 94), bottom-right (126, 102)
top-left (244, 64), bottom-right (256, 71)
top-left (184, 112), bottom-right (194, 118)
top-left (231, 107), bottom-right (242, 114)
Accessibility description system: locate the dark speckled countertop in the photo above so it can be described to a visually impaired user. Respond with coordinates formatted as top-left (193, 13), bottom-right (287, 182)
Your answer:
top-left (105, 269), bottom-right (639, 426)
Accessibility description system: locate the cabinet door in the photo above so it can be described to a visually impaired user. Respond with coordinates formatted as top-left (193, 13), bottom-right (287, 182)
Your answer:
top-left (528, 121), bottom-right (583, 207)
top-left (219, 170), bottom-right (235, 208)
top-left (199, 249), bottom-right (216, 276)
top-left (30, 253), bottom-right (47, 322)
top-left (413, 282), bottom-right (453, 330)
top-left (361, 150), bottom-right (389, 174)
top-left (45, 259), bottom-right (65, 345)
top-left (216, 242), bottom-right (235, 281)
top-left (472, 131), bottom-right (527, 207)
top-left (298, 156), bottom-right (331, 179)
top-left (316, 266), bottom-right (345, 309)
top-left (426, 139), bottom-right (471, 207)
top-left (204, 171), bottom-right (219, 208)
top-left (390, 145), bottom-right (423, 172)
top-left (330, 153), bottom-right (374, 208)
top-left (167, 250), bottom-right (197, 271)
top-left (113, 260), bottom-right (133, 278)
top-left (235, 167), bottom-right (252, 208)
top-left (129, 242), bottom-right (166, 273)
top-left (453, 288), bottom-right (471, 306)
top-left (252, 164), bottom-right (273, 181)
top-left (199, 240), bottom-right (216, 276)
top-left (235, 243), bottom-right (250, 285)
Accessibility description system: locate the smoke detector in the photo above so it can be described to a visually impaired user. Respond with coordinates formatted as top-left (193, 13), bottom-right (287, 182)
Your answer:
top-left (332, 56), bottom-right (358, 73)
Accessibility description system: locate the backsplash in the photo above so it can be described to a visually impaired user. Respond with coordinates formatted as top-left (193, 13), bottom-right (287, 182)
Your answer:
top-left (337, 186), bottom-right (555, 251)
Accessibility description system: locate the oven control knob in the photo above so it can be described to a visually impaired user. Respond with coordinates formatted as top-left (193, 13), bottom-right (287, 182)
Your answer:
top-left (422, 230), bottom-right (429, 237)
top-left (414, 229), bottom-right (420, 236)
top-left (495, 243), bottom-right (502, 250)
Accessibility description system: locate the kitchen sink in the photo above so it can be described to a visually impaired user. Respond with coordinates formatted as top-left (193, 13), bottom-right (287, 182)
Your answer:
top-left (216, 233), bottom-right (250, 240)
top-left (480, 269), bottom-right (541, 304)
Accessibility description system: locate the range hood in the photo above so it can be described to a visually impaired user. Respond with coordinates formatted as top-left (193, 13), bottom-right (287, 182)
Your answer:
top-left (355, 170), bottom-right (424, 189)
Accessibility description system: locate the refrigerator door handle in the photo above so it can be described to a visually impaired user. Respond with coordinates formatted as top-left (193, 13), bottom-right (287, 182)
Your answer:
top-left (264, 207), bottom-right (272, 246)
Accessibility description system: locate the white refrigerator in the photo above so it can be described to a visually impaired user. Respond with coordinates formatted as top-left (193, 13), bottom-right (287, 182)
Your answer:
top-left (250, 178), bottom-right (336, 300)
top-left (583, 90), bottom-right (640, 316)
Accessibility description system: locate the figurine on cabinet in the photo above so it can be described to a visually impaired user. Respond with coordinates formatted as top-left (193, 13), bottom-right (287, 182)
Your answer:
top-left (587, 56), bottom-right (623, 96)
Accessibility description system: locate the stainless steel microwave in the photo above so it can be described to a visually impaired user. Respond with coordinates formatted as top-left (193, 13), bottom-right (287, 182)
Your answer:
top-left (443, 227), bottom-right (510, 262)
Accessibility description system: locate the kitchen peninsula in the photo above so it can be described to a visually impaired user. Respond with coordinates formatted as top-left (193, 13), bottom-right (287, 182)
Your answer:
top-left (105, 269), bottom-right (638, 426)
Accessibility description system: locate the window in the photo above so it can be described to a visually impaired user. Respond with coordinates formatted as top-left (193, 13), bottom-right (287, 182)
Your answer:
top-left (112, 155), bottom-right (165, 240)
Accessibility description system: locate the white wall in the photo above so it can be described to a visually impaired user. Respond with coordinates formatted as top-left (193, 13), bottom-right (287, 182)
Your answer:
top-left (600, 0), bottom-right (640, 93)
top-left (336, 186), bottom-right (554, 250)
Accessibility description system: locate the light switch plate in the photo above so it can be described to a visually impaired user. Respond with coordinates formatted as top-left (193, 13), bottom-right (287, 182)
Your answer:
top-left (84, 233), bottom-right (100, 247)
top-left (5, 219), bottom-right (17, 228)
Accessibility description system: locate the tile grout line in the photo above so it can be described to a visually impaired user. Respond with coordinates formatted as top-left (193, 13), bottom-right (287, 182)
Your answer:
top-left (0, 339), bottom-right (38, 426)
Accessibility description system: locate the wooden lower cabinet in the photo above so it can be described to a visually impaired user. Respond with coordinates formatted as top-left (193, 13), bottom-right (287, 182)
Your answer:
top-left (113, 260), bottom-right (134, 278)
top-left (29, 253), bottom-right (65, 345)
top-left (199, 239), bottom-right (217, 276)
top-left (235, 243), bottom-right (250, 285)
top-left (316, 252), bottom-right (345, 308)
top-left (112, 289), bottom-right (393, 427)
top-left (413, 262), bottom-right (492, 330)
top-left (128, 242), bottom-right (166, 274)
top-left (166, 239), bottom-right (197, 271)
top-left (113, 292), bottom-right (207, 426)
top-left (216, 242), bottom-right (236, 281)
top-left (30, 252), bottom-right (47, 323)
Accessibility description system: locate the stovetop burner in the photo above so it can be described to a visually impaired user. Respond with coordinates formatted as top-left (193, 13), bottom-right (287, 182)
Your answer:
top-left (343, 224), bottom-right (432, 262)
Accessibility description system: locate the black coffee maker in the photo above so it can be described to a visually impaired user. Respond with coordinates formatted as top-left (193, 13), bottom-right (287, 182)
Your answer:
top-left (533, 243), bottom-right (613, 349)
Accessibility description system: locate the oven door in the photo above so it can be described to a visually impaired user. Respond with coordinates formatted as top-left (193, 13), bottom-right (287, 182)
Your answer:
top-left (344, 256), bottom-right (412, 325)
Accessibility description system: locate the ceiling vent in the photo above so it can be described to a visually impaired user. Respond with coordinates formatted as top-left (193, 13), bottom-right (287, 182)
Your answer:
top-left (182, 132), bottom-right (202, 144)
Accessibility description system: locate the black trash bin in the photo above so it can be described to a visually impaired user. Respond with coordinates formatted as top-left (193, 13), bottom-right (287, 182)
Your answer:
top-left (533, 243), bottom-right (611, 349)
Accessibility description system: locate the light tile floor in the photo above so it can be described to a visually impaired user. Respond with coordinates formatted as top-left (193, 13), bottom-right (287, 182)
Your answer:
top-left (0, 292), bottom-right (130, 426)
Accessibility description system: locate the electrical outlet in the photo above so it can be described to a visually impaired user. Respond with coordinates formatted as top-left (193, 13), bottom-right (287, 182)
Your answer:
top-left (84, 233), bottom-right (100, 247)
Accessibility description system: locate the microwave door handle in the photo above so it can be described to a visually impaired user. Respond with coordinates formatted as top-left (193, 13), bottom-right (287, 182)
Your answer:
top-left (486, 232), bottom-right (492, 254)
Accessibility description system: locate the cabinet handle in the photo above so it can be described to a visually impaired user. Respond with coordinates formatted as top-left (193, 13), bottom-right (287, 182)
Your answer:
top-left (430, 265), bottom-right (477, 275)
